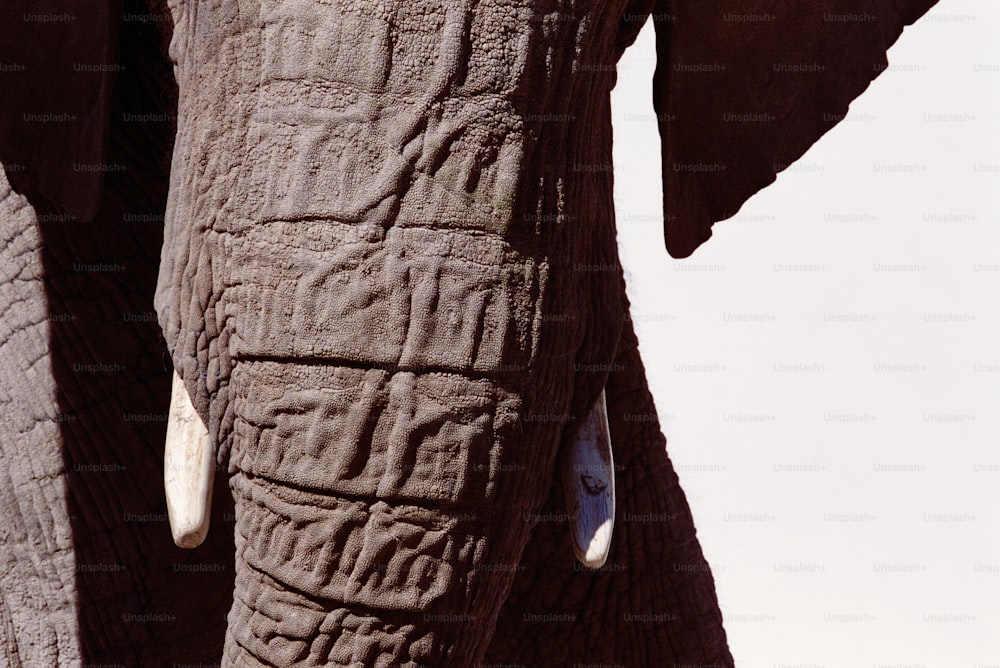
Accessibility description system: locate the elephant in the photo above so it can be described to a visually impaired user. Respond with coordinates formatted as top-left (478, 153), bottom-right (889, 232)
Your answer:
top-left (0, 0), bottom-right (941, 665)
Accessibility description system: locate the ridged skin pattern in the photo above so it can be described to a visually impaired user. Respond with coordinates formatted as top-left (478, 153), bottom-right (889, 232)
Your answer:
top-left (0, 172), bottom-right (77, 668)
top-left (153, 0), bottom-right (727, 665)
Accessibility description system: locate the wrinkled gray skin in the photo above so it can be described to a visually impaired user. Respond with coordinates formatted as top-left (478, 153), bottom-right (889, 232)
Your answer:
top-left (0, 0), bottom-right (937, 665)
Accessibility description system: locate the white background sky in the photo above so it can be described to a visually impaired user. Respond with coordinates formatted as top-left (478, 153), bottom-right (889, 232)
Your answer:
top-left (612, 2), bottom-right (999, 666)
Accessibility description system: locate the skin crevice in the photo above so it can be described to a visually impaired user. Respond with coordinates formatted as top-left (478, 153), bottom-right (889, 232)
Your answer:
top-left (232, 554), bottom-right (462, 630)
top-left (235, 467), bottom-right (507, 527)
top-left (231, 352), bottom-right (525, 389)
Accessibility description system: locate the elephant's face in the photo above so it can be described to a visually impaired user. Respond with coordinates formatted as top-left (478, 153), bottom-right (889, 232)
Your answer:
top-left (0, 0), bottom-right (941, 665)
top-left (157, 3), bottom-right (635, 662)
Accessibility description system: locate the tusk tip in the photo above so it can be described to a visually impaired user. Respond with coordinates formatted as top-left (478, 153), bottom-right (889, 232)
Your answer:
top-left (578, 554), bottom-right (608, 570)
top-left (575, 520), bottom-right (613, 569)
top-left (172, 524), bottom-right (210, 549)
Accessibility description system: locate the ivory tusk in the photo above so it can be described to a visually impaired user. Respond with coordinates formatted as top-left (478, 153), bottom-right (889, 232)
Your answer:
top-left (164, 370), bottom-right (215, 548)
top-left (561, 389), bottom-right (615, 569)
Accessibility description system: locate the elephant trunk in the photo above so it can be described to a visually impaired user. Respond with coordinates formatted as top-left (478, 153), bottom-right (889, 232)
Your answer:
top-left (220, 359), bottom-right (561, 666)
top-left (204, 203), bottom-right (620, 665)
top-left (206, 223), bottom-right (579, 663)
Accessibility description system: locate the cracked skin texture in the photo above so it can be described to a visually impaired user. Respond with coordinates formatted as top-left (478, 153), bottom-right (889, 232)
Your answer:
top-left (0, 0), bottom-right (937, 665)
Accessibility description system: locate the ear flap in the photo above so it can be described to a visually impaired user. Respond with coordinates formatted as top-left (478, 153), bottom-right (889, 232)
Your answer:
top-left (0, 1), bottom-right (121, 222)
top-left (652, 0), bottom-right (939, 258)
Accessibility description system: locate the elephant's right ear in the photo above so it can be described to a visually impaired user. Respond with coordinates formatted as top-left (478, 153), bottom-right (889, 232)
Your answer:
top-left (0, 1), bottom-right (120, 221)
top-left (651, 0), bottom-right (939, 259)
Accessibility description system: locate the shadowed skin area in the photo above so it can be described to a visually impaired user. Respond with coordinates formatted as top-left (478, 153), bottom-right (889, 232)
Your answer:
top-left (0, 1), bottom-right (234, 665)
top-left (0, 0), bottom-right (937, 665)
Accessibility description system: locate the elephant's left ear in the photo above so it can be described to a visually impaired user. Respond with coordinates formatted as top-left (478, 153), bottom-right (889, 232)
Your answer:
top-left (0, 1), bottom-right (120, 221)
top-left (651, 0), bottom-right (939, 258)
